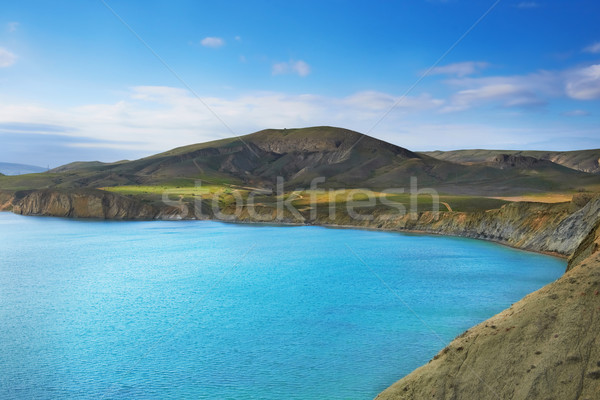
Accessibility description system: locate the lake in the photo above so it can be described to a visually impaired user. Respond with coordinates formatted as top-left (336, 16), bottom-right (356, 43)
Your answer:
top-left (0, 212), bottom-right (565, 399)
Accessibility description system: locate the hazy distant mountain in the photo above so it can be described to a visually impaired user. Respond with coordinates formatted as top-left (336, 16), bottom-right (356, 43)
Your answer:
top-left (1, 127), bottom-right (598, 196)
top-left (0, 162), bottom-right (46, 175)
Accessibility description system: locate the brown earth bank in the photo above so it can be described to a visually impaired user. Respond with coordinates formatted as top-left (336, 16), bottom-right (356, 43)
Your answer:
top-left (2, 188), bottom-right (600, 399)
top-left (4, 188), bottom-right (598, 257)
top-left (376, 221), bottom-right (600, 400)
top-left (0, 189), bottom-right (183, 220)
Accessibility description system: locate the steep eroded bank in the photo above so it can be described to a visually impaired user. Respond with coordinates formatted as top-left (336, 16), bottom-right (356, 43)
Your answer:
top-left (3, 189), bottom-right (599, 258)
top-left (1, 189), bottom-right (182, 220)
top-left (311, 196), bottom-right (599, 257)
top-left (376, 220), bottom-right (600, 400)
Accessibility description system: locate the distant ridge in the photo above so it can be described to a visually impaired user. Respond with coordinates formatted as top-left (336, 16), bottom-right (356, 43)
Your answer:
top-left (422, 149), bottom-right (600, 174)
top-left (0, 162), bottom-right (46, 175)
top-left (50, 160), bottom-right (128, 173)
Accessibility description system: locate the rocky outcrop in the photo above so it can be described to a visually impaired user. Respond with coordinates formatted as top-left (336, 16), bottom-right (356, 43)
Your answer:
top-left (376, 222), bottom-right (600, 400)
top-left (9, 189), bottom-right (183, 220)
top-left (568, 219), bottom-right (600, 272)
top-left (490, 154), bottom-right (549, 169)
top-left (0, 190), bottom-right (15, 211)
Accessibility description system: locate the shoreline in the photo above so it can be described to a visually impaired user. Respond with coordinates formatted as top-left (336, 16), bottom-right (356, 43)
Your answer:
top-left (1, 209), bottom-right (569, 261)
top-left (3, 205), bottom-right (596, 398)
top-left (319, 222), bottom-right (568, 260)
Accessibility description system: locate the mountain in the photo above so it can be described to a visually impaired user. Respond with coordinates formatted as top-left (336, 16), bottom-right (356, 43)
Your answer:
top-left (0, 127), bottom-right (598, 196)
top-left (0, 162), bottom-right (46, 175)
top-left (422, 148), bottom-right (600, 174)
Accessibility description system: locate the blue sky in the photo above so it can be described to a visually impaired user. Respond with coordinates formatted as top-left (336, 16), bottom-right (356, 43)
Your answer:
top-left (0, 0), bottom-right (599, 167)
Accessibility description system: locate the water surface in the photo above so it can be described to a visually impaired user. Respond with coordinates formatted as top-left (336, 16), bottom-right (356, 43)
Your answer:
top-left (0, 213), bottom-right (565, 399)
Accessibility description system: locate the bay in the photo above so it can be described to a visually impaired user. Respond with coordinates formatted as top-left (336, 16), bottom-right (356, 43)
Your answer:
top-left (0, 213), bottom-right (565, 399)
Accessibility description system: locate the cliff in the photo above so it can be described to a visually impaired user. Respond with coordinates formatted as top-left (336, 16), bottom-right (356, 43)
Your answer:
top-left (376, 221), bottom-right (600, 400)
top-left (311, 194), bottom-right (600, 257)
top-left (3, 189), bottom-right (183, 220)
top-left (3, 189), bottom-right (599, 258)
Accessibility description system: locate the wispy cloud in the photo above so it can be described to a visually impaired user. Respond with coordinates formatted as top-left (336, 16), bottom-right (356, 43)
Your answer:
top-left (562, 110), bottom-right (590, 117)
top-left (200, 37), bottom-right (225, 48)
top-left (2, 84), bottom-right (598, 164)
top-left (516, 2), bottom-right (539, 9)
top-left (440, 64), bottom-right (600, 112)
top-left (7, 22), bottom-right (19, 33)
top-left (272, 60), bottom-right (311, 77)
top-left (0, 86), bottom-right (443, 154)
top-left (0, 48), bottom-right (17, 67)
top-left (3, 67), bottom-right (586, 155)
top-left (583, 42), bottom-right (600, 54)
top-left (343, 91), bottom-right (443, 112)
top-left (0, 122), bottom-right (75, 134)
top-left (443, 84), bottom-right (543, 112)
top-left (427, 61), bottom-right (489, 77)
top-left (564, 64), bottom-right (600, 100)
top-left (441, 71), bottom-right (557, 112)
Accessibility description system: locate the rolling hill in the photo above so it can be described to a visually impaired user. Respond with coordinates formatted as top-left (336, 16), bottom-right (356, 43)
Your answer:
top-left (0, 126), bottom-right (598, 196)
top-left (422, 148), bottom-right (600, 174)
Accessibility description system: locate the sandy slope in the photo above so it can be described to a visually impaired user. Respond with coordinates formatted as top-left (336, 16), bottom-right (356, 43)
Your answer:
top-left (376, 218), bottom-right (600, 400)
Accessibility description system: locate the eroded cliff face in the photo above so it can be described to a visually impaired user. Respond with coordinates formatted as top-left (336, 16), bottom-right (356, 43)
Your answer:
top-left (311, 195), bottom-right (600, 257)
top-left (4, 189), bottom-right (599, 259)
top-left (376, 221), bottom-right (600, 400)
top-left (567, 204), bottom-right (600, 272)
top-left (6, 189), bottom-right (183, 220)
top-left (0, 190), bottom-right (15, 211)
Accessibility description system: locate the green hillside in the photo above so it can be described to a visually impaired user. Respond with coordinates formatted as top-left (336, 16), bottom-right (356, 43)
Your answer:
top-left (1, 127), bottom-right (598, 198)
top-left (423, 149), bottom-right (600, 174)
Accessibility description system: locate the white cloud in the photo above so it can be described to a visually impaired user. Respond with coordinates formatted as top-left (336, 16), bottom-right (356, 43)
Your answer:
top-left (271, 63), bottom-right (286, 75)
top-left (272, 60), bottom-right (311, 77)
top-left (441, 71), bottom-right (557, 112)
top-left (0, 87), bottom-right (444, 153)
top-left (516, 2), bottom-right (539, 8)
top-left (562, 110), bottom-right (590, 117)
top-left (293, 61), bottom-right (310, 77)
top-left (200, 37), bottom-right (225, 48)
top-left (7, 22), bottom-right (19, 33)
top-left (583, 42), bottom-right (600, 54)
top-left (342, 91), bottom-right (443, 113)
top-left (0, 48), bottom-right (17, 67)
top-left (565, 64), bottom-right (600, 100)
top-left (234, 35), bottom-right (241, 42)
top-left (2, 85), bottom-right (598, 157)
top-left (443, 85), bottom-right (540, 112)
top-left (438, 64), bottom-right (600, 112)
top-left (427, 61), bottom-right (489, 77)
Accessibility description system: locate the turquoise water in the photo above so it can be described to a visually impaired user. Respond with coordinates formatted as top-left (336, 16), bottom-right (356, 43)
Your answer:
top-left (0, 212), bottom-right (565, 399)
